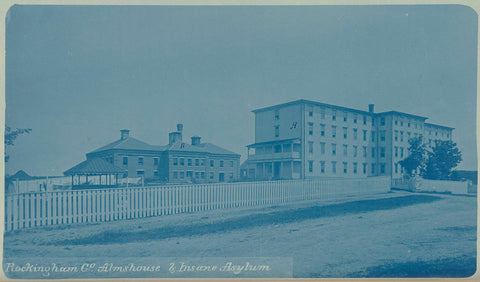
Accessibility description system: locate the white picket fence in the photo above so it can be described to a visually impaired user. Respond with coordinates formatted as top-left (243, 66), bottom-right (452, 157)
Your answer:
top-left (4, 177), bottom-right (390, 231)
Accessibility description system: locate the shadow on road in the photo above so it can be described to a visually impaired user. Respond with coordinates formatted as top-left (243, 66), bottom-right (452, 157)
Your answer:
top-left (48, 194), bottom-right (442, 246)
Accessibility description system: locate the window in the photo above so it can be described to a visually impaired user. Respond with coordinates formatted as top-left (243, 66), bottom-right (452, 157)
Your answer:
top-left (154, 170), bottom-right (159, 177)
top-left (435, 131), bottom-right (438, 136)
top-left (308, 161), bottom-right (314, 173)
top-left (371, 131), bottom-right (375, 142)
top-left (401, 121), bottom-right (404, 126)
top-left (343, 162), bottom-right (348, 174)
top-left (363, 130), bottom-right (367, 141)
top-left (343, 127), bottom-right (348, 139)
top-left (274, 145), bottom-right (282, 153)
top-left (309, 111), bottom-right (313, 117)
top-left (320, 124), bottom-right (325, 136)
top-left (407, 132), bottom-right (411, 139)
top-left (395, 146), bottom-right (398, 157)
top-left (180, 158), bottom-right (185, 166)
top-left (230, 161), bottom-right (234, 167)
top-left (137, 170), bottom-right (144, 175)
top-left (353, 128), bottom-right (358, 140)
top-left (195, 159), bottom-right (199, 166)
top-left (275, 125), bottom-right (279, 137)
top-left (209, 172), bottom-right (214, 179)
top-left (400, 147), bottom-right (404, 158)
top-left (380, 117), bottom-right (385, 126)
top-left (308, 123), bottom-right (314, 136)
top-left (186, 171), bottom-right (192, 178)
top-left (220, 160), bottom-right (224, 167)
top-left (372, 118), bottom-right (375, 126)
top-left (180, 171), bottom-right (185, 179)
top-left (380, 163), bottom-right (385, 174)
top-left (343, 145), bottom-right (348, 157)
top-left (408, 122), bottom-right (411, 128)
top-left (363, 146), bottom-right (367, 158)
top-left (320, 142), bottom-right (326, 154)
top-left (138, 157), bottom-right (144, 166)
top-left (320, 108), bottom-right (326, 119)
top-left (320, 161), bottom-right (325, 173)
top-left (332, 126), bottom-right (337, 138)
top-left (188, 159), bottom-right (192, 166)
top-left (400, 131), bottom-right (404, 142)
top-left (308, 141), bottom-right (314, 154)
top-left (332, 110), bottom-right (336, 120)
top-left (332, 161), bottom-right (337, 174)
top-left (123, 157), bottom-right (128, 165)
top-left (380, 131), bottom-right (385, 142)
top-left (353, 162), bottom-right (358, 174)
top-left (371, 163), bottom-right (376, 174)
top-left (201, 172), bottom-right (205, 179)
top-left (447, 133), bottom-right (450, 138)
top-left (210, 160), bottom-right (214, 167)
top-left (195, 172), bottom-right (200, 178)
top-left (274, 110), bottom-right (279, 120)
top-left (371, 147), bottom-right (375, 158)
top-left (363, 115), bottom-right (367, 125)
top-left (173, 171), bottom-right (178, 179)
top-left (380, 147), bottom-right (385, 158)
top-left (363, 163), bottom-right (367, 174)
top-left (353, 146), bottom-right (358, 158)
top-left (343, 112), bottom-right (348, 122)
top-left (395, 120), bottom-right (398, 125)
top-left (394, 130), bottom-right (398, 141)
top-left (354, 114), bottom-right (358, 124)
top-left (154, 157), bottom-right (159, 166)
top-left (332, 144), bottom-right (337, 156)
top-left (395, 163), bottom-right (398, 173)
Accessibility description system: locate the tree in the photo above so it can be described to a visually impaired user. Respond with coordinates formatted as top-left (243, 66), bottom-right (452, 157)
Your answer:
top-left (421, 140), bottom-right (462, 180)
top-left (398, 136), bottom-right (426, 178)
top-left (5, 126), bottom-right (31, 162)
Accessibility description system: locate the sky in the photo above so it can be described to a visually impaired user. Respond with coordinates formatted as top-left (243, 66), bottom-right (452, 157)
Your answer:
top-left (4, 5), bottom-right (478, 176)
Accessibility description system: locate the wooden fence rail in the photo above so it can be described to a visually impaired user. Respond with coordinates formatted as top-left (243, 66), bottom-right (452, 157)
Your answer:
top-left (4, 177), bottom-right (390, 231)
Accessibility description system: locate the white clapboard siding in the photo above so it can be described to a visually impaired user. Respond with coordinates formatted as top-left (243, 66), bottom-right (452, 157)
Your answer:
top-left (4, 177), bottom-right (391, 231)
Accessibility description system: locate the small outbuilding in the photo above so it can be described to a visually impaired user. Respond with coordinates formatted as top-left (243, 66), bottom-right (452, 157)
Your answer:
top-left (64, 157), bottom-right (127, 189)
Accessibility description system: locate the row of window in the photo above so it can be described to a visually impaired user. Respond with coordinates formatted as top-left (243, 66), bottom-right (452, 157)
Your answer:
top-left (307, 142), bottom-right (393, 159)
top-left (427, 129), bottom-right (450, 138)
top-left (394, 119), bottom-right (422, 129)
top-left (307, 161), bottom-right (386, 174)
top-left (122, 157), bottom-right (159, 166)
top-left (172, 158), bottom-right (234, 168)
top-left (306, 124), bottom-right (390, 143)
top-left (172, 171), bottom-right (234, 180)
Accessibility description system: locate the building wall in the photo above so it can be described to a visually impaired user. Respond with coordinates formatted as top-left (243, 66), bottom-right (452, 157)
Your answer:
top-left (167, 152), bottom-right (240, 183)
top-left (245, 101), bottom-right (454, 180)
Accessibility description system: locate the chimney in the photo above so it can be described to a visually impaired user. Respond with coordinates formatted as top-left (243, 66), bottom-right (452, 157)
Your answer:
top-left (169, 132), bottom-right (182, 145)
top-left (368, 104), bottom-right (375, 113)
top-left (191, 136), bottom-right (201, 146)
top-left (120, 129), bottom-right (130, 140)
top-left (177, 123), bottom-right (183, 132)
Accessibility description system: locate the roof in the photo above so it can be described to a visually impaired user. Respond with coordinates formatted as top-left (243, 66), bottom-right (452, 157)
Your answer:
top-left (166, 142), bottom-right (240, 156)
top-left (7, 170), bottom-right (35, 180)
top-left (64, 158), bottom-right (127, 176)
top-left (88, 136), bottom-right (239, 157)
top-left (247, 138), bottom-right (301, 147)
top-left (252, 99), bottom-right (372, 115)
top-left (376, 111), bottom-right (428, 120)
top-left (424, 122), bottom-right (455, 130)
top-left (88, 137), bottom-right (159, 154)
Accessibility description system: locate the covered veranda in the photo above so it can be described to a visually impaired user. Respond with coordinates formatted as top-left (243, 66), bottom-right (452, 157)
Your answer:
top-left (64, 158), bottom-right (127, 189)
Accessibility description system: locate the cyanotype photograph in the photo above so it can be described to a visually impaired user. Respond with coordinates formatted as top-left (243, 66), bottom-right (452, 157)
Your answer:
top-left (2, 3), bottom-right (478, 279)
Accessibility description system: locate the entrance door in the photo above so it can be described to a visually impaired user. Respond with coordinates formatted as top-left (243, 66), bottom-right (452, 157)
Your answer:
top-left (274, 162), bottom-right (281, 178)
top-left (219, 173), bottom-right (225, 182)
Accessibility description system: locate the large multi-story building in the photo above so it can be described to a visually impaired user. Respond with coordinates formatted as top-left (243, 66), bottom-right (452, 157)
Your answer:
top-left (241, 99), bottom-right (453, 180)
top-left (67, 124), bottom-right (241, 184)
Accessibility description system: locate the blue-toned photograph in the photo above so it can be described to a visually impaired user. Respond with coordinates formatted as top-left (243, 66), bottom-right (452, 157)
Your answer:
top-left (3, 4), bottom-right (477, 279)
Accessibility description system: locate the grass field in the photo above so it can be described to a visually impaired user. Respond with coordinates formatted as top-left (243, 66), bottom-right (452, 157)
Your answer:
top-left (3, 190), bottom-right (477, 278)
